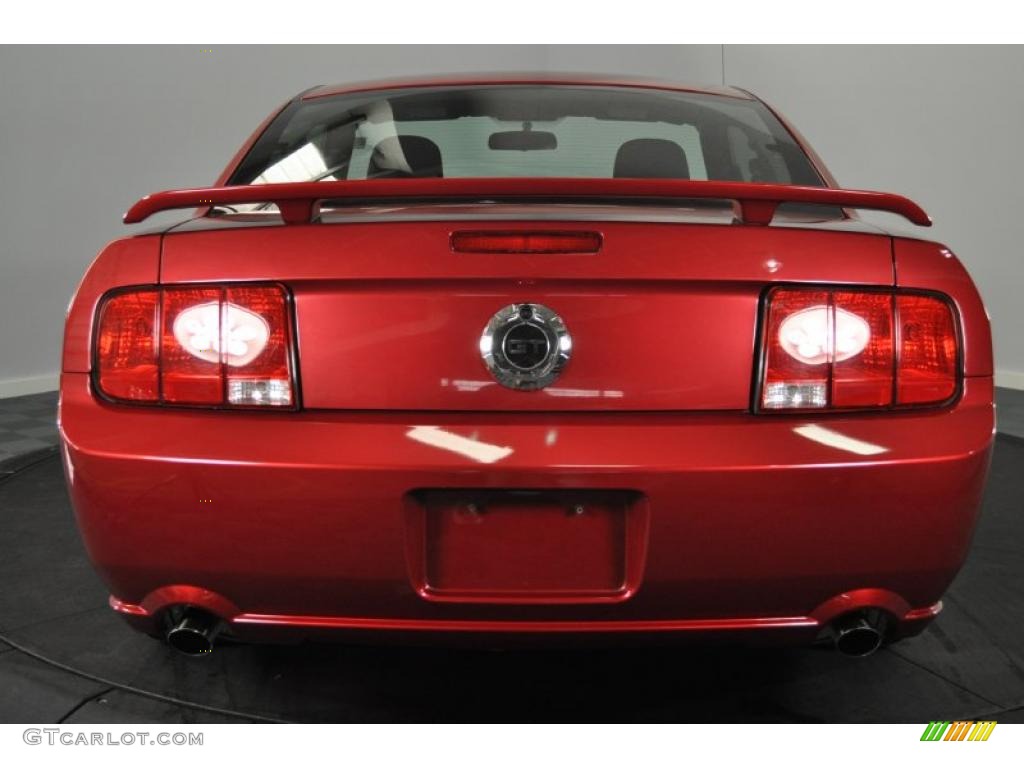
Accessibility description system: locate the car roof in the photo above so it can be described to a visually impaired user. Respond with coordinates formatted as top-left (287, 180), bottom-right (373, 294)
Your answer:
top-left (301, 72), bottom-right (754, 101)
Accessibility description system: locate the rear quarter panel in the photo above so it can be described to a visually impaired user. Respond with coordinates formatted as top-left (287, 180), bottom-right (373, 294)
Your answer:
top-left (62, 235), bottom-right (162, 373)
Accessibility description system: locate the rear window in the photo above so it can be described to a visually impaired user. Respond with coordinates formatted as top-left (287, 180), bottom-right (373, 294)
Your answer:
top-left (229, 85), bottom-right (825, 190)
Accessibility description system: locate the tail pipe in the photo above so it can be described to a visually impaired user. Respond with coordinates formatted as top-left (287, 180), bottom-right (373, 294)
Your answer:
top-left (830, 610), bottom-right (889, 657)
top-left (165, 608), bottom-right (223, 656)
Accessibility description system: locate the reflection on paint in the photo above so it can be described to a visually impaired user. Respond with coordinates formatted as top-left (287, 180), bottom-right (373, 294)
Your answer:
top-left (793, 424), bottom-right (888, 456)
top-left (545, 387), bottom-right (624, 398)
top-left (62, 442), bottom-right (74, 486)
top-left (440, 378), bottom-right (497, 392)
top-left (406, 426), bottom-right (513, 464)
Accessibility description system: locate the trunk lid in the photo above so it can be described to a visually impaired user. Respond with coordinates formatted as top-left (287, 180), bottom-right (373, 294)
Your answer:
top-left (160, 206), bottom-right (894, 411)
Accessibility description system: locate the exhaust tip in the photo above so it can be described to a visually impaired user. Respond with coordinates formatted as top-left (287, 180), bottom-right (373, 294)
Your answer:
top-left (835, 624), bottom-right (882, 657)
top-left (165, 609), bottom-right (221, 656)
top-left (832, 611), bottom-right (887, 657)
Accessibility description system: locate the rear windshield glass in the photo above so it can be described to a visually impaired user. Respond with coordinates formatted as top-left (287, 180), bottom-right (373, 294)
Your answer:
top-left (229, 85), bottom-right (824, 189)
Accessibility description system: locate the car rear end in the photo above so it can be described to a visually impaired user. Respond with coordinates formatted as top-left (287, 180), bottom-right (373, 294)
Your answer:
top-left (59, 79), bottom-right (994, 654)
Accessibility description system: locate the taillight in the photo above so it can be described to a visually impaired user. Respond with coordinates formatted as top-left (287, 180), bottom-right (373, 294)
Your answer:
top-left (161, 287), bottom-right (223, 404)
top-left (94, 284), bottom-right (296, 408)
top-left (95, 290), bottom-right (160, 402)
top-left (758, 287), bottom-right (958, 411)
top-left (895, 294), bottom-right (959, 405)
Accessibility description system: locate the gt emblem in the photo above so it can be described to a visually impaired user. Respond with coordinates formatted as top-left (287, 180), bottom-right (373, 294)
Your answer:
top-left (504, 324), bottom-right (549, 370)
top-left (480, 303), bottom-right (572, 390)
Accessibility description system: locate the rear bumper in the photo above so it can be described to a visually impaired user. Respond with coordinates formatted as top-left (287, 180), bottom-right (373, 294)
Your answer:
top-left (59, 373), bottom-right (995, 644)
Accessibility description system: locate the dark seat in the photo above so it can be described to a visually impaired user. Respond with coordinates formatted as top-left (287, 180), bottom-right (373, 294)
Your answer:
top-left (613, 138), bottom-right (690, 179)
top-left (367, 135), bottom-right (444, 178)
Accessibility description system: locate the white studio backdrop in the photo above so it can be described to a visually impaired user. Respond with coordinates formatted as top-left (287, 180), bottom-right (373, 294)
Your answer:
top-left (0, 44), bottom-right (1020, 395)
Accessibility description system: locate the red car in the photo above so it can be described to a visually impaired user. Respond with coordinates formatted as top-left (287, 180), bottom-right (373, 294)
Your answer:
top-left (59, 75), bottom-right (994, 657)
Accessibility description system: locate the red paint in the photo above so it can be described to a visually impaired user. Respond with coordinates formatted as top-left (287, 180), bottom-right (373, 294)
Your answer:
top-left (403, 490), bottom-right (649, 604)
top-left (61, 79), bottom-right (994, 647)
top-left (123, 177), bottom-right (932, 227)
top-left (300, 73), bottom-right (753, 102)
top-left (110, 596), bottom-right (941, 641)
top-left (158, 219), bottom-right (895, 413)
top-left (60, 372), bottom-right (993, 641)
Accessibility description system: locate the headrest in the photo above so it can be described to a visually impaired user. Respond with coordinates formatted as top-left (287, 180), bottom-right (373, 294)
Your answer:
top-left (613, 138), bottom-right (690, 179)
top-left (367, 135), bottom-right (444, 178)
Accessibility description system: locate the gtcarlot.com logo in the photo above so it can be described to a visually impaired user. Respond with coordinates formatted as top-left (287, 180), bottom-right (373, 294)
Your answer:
top-left (920, 721), bottom-right (997, 742)
top-left (23, 729), bottom-right (203, 746)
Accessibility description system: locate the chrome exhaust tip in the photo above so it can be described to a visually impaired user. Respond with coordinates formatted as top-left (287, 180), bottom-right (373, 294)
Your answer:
top-left (165, 609), bottom-right (221, 656)
top-left (832, 611), bottom-right (886, 657)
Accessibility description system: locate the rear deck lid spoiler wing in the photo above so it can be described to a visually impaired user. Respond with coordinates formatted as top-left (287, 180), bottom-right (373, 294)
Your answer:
top-left (123, 178), bottom-right (931, 227)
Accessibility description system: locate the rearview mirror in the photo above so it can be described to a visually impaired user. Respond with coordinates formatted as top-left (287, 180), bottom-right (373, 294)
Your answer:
top-left (489, 129), bottom-right (557, 151)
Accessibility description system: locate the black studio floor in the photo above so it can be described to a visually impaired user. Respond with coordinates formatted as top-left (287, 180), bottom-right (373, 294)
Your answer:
top-left (0, 391), bottom-right (1022, 723)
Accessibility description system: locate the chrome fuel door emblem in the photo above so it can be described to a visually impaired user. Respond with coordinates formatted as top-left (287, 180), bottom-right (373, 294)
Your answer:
top-left (480, 303), bottom-right (572, 390)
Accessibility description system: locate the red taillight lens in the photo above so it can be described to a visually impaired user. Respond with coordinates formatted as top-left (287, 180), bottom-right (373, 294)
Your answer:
top-left (95, 284), bottom-right (296, 408)
top-left (761, 289), bottom-right (831, 409)
top-left (832, 291), bottom-right (894, 408)
top-left (223, 286), bottom-right (294, 406)
top-left (896, 294), bottom-right (959, 404)
top-left (450, 231), bottom-right (602, 254)
top-left (161, 287), bottom-right (223, 404)
top-left (759, 287), bottom-right (958, 411)
top-left (95, 290), bottom-right (160, 402)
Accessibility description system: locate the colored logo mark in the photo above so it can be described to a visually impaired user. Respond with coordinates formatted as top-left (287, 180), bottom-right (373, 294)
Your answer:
top-left (920, 721), bottom-right (997, 741)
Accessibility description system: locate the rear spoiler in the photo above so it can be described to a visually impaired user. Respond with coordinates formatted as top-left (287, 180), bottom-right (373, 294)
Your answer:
top-left (123, 178), bottom-right (931, 227)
